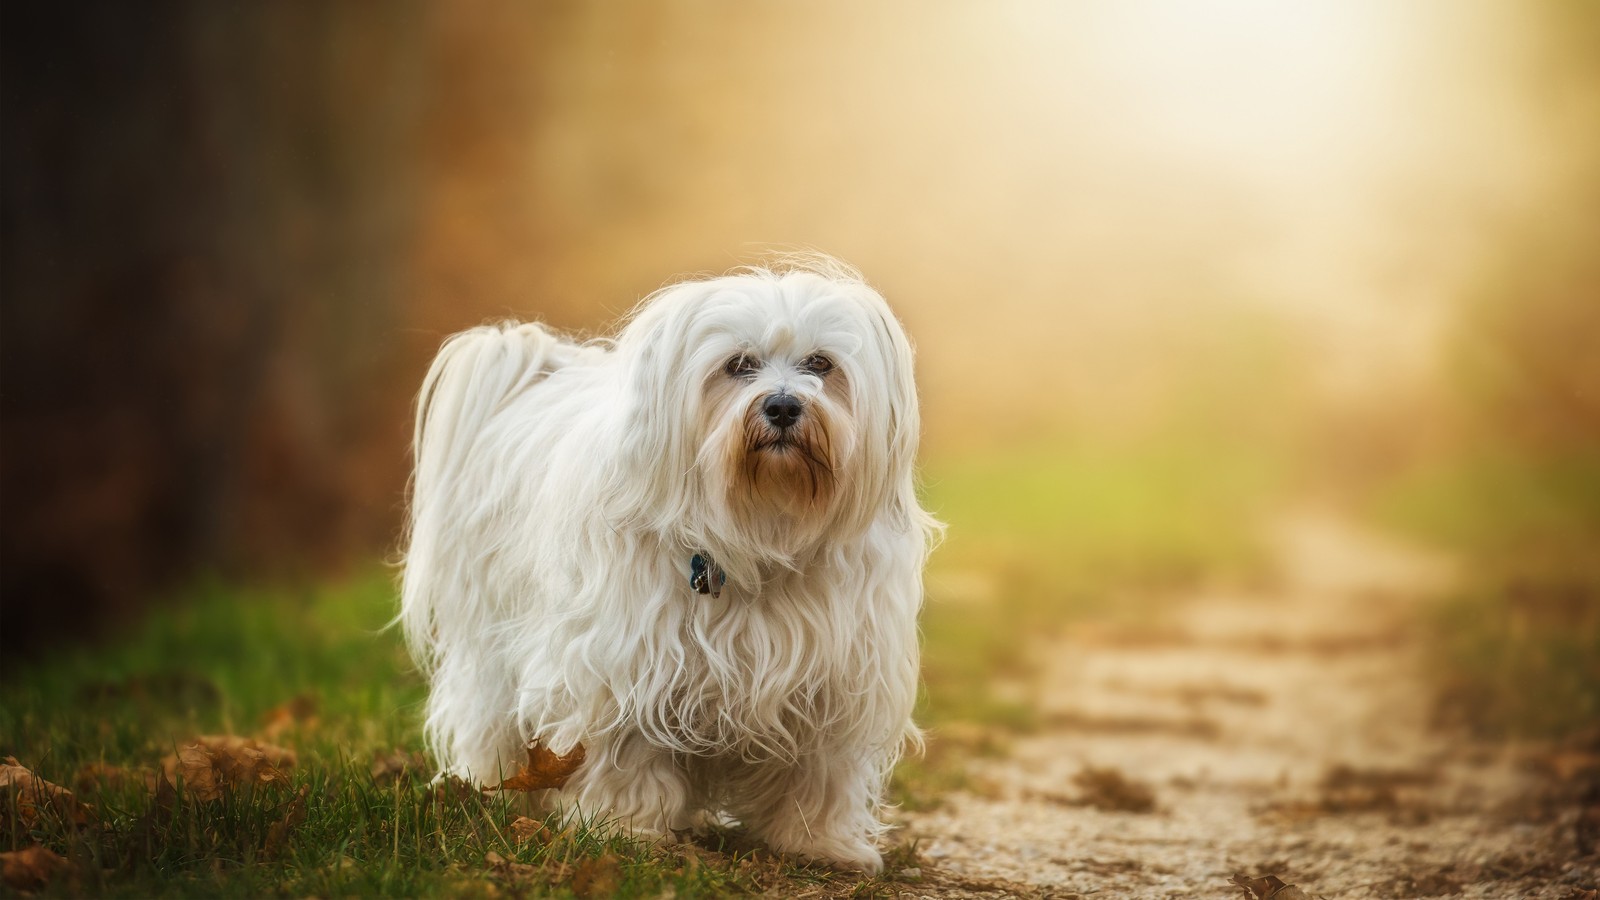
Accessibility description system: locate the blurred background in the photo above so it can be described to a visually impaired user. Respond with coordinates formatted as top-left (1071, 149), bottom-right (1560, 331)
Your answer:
top-left (3, 0), bottom-right (1596, 736)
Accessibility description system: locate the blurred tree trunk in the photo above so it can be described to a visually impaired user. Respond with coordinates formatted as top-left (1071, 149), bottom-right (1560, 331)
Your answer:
top-left (1, 2), bottom-right (427, 650)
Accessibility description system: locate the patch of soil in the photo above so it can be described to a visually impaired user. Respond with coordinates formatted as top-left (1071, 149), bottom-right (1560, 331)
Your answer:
top-left (899, 514), bottom-right (1600, 898)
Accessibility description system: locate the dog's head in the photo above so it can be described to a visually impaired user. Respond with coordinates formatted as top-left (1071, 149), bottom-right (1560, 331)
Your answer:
top-left (602, 256), bottom-right (924, 573)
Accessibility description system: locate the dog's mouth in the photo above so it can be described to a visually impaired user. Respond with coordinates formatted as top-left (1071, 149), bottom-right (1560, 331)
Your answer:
top-left (738, 415), bottom-right (837, 511)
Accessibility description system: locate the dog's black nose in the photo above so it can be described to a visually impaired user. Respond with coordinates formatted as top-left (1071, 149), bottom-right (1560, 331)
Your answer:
top-left (762, 393), bottom-right (803, 430)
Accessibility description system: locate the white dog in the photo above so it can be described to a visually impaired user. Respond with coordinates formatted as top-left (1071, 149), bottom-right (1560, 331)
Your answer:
top-left (399, 256), bottom-right (938, 872)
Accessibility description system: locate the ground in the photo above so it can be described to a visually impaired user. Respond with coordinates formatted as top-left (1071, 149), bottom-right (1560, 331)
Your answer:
top-left (3, 511), bottom-right (1594, 897)
top-left (883, 514), bottom-right (1596, 899)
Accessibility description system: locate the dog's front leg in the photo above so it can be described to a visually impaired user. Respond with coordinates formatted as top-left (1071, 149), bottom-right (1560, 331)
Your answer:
top-left (736, 753), bottom-right (886, 874)
top-left (564, 732), bottom-right (696, 838)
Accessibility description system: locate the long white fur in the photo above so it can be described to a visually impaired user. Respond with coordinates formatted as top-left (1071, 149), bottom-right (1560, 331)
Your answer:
top-left (399, 257), bottom-right (939, 872)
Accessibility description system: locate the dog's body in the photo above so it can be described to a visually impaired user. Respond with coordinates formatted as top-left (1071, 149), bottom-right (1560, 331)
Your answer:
top-left (400, 259), bottom-right (937, 871)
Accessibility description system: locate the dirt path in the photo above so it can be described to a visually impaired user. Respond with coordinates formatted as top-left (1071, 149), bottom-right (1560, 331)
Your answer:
top-left (894, 513), bottom-right (1594, 899)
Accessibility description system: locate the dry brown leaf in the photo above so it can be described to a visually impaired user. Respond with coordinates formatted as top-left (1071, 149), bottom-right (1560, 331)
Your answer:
top-left (170, 745), bottom-right (223, 802)
top-left (127, 770), bottom-right (179, 850)
top-left (177, 734), bottom-right (298, 768)
top-left (1541, 751), bottom-right (1600, 781)
top-left (161, 736), bottom-right (295, 802)
top-left (73, 762), bottom-right (158, 796)
top-left (509, 815), bottom-right (550, 844)
top-left (430, 774), bottom-right (490, 812)
top-left (1, 845), bottom-right (71, 891)
top-left (572, 852), bottom-right (622, 899)
top-left (1230, 873), bottom-right (1310, 900)
top-left (1, 757), bottom-right (93, 826)
top-left (1320, 764), bottom-right (1435, 791)
top-left (371, 749), bottom-right (429, 785)
top-left (497, 741), bottom-right (586, 792)
top-left (1072, 766), bottom-right (1157, 813)
top-left (484, 849), bottom-right (538, 880)
top-left (260, 694), bottom-right (320, 740)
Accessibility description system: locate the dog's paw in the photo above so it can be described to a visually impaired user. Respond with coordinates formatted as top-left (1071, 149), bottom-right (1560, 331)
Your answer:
top-left (774, 836), bottom-right (884, 875)
top-left (616, 822), bottom-right (674, 843)
top-left (681, 808), bottom-right (737, 834)
top-left (582, 811), bottom-right (684, 844)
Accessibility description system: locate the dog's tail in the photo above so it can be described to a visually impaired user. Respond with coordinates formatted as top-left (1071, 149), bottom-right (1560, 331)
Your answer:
top-left (400, 322), bottom-right (588, 670)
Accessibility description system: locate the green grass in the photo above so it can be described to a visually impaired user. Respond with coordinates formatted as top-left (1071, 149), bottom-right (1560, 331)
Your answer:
top-left (0, 579), bottom-right (882, 897)
top-left (2, 440), bottom-right (1281, 894)
top-left (1376, 451), bottom-right (1600, 738)
top-left (1428, 579), bottom-right (1600, 738)
top-left (925, 439), bottom-right (1276, 593)
top-left (1374, 452), bottom-right (1600, 563)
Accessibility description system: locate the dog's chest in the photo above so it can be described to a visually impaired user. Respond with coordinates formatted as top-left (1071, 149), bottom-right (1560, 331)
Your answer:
top-left (648, 594), bottom-right (841, 755)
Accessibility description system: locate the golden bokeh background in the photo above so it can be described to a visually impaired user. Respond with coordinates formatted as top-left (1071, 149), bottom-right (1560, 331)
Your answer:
top-left (3, 1), bottom-right (1596, 682)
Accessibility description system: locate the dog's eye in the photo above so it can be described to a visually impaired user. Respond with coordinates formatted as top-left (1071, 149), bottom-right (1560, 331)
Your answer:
top-left (724, 354), bottom-right (760, 378)
top-left (799, 354), bottom-right (834, 376)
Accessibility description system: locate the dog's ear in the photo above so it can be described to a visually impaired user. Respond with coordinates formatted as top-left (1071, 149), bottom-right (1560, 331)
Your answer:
top-left (865, 293), bottom-right (926, 534)
top-left (832, 284), bottom-right (938, 543)
top-left (597, 281), bottom-right (710, 534)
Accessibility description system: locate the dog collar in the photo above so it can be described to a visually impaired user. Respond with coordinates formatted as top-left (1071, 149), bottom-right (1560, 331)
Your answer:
top-left (689, 554), bottom-right (726, 598)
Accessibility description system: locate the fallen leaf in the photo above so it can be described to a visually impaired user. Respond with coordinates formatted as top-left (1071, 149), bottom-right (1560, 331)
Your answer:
top-left (1, 758), bottom-right (93, 826)
top-left (264, 784), bottom-right (310, 858)
top-left (1257, 763), bottom-right (1440, 822)
top-left (161, 736), bottom-right (295, 802)
top-left (430, 774), bottom-right (488, 809)
top-left (179, 734), bottom-right (297, 768)
top-left (1538, 751), bottom-right (1600, 782)
top-left (1230, 872), bottom-right (1310, 899)
top-left (1321, 764), bottom-right (1435, 790)
top-left (509, 815), bottom-right (549, 844)
top-left (1, 845), bottom-right (71, 891)
top-left (260, 694), bottom-right (320, 740)
top-left (572, 852), bottom-right (623, 898)
top-left (73, 762), bottom-right (158, 796)
top-left (1072, 766), bottom-right (1157, 813)
top-left (497, 741), bottom-right (586, 792)
top-left (170, 745), bottom-right (223, 802)
top-left (129, 771), bottom-right (179, 848)
top-left (371, 749), bottom-right (429, 785)
top-left (484, 849), bottom-right (538, 880)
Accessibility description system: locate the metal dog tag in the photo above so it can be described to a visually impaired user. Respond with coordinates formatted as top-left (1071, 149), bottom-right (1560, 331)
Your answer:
top-left (689, 553), bottom-right (726, 598)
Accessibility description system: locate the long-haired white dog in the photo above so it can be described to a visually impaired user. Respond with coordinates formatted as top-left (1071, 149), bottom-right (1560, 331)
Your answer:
top-left (400, 257), bottom-right (938, 871)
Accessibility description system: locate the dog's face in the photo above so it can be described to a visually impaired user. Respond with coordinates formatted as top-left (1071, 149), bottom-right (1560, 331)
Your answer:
top-left (606, 266), bottom-right (921, 569)
top-left (702, 318), bottom-right (854, 526)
